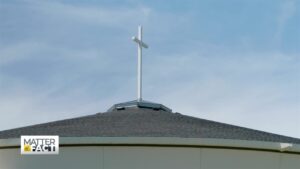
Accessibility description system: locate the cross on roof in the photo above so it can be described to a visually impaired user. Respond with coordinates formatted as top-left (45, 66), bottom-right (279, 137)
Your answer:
top-left (132, 26), bottom-right (148, 102)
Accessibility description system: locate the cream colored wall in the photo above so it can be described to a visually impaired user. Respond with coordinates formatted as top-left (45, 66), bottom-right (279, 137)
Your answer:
top-left (0, 147), bottom-right (102, 169)
top-left (103, 147), bottom-right (200, 169)
top-left (0, 146), bottom-right (299, 169)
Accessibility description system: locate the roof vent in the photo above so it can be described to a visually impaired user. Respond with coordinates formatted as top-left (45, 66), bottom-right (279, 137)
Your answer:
top-left (107, 100), bottom-right (172, 112)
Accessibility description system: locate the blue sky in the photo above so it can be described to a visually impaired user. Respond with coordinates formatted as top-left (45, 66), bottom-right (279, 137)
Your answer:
top-left (0, 0), bottom-right (299, 138)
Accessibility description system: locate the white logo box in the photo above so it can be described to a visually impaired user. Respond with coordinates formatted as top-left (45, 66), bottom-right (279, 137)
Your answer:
top-left (21, 135), bottom-right (59, 155)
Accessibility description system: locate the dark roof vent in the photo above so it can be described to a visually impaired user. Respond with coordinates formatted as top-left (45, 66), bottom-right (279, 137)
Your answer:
top-left (107, 100), bottom-right (172, 112)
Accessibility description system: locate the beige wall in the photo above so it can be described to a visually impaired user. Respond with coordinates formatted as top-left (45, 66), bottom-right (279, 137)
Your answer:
top-left (0, 146), bottom-right (299, 169)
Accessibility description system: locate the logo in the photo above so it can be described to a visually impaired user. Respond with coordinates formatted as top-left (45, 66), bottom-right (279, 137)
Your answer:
top-left (21, 136), bottom-right (59, 155)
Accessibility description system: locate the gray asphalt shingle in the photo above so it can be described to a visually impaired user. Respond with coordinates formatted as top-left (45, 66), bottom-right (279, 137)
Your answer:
top-left (0, 107), bottom-right (299, 144)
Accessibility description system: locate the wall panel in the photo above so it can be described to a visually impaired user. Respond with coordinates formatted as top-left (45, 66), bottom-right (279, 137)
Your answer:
top-left (201, 148), bottom-right (280, 169)
top-left (0, 147), bottom-right (103, 169)
top-left (280, 153), bottom-right (300, 169)
top-left (103, 147), bottom-right (200, 169)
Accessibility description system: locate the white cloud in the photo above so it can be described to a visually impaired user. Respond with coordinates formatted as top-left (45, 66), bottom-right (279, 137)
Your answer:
top-left (0, 40), bottom-right (134, 130)
top-left (0, 42), bottom-right (46, 65)
top-left (274, 0), bottom-right (297, 44)
top-left (21, 0), bottom-right (152, 27)
top-left (144, 50), bottom-right (300, 138)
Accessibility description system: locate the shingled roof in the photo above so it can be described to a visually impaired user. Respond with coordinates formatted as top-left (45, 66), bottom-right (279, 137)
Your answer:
top-left (0, 107), bottom-right (299, 144)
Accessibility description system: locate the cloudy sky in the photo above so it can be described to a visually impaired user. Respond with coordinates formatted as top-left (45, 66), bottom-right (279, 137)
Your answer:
top-left (0, 0), bottom-right (299, 138)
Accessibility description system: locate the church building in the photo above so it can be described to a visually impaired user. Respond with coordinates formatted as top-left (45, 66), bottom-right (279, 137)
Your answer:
top-left (0, 26), bottom-right (299, 169)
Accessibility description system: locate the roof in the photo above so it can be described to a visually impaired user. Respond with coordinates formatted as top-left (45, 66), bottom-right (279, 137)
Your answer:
top-left (0, 107), bottom-right (300, 144)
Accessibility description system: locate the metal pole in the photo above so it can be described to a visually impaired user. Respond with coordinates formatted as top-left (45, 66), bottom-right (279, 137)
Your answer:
top-left (137, 26), bottom-right (142, 102)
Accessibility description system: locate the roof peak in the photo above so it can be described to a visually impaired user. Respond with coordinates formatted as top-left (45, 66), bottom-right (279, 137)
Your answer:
top-left (107, 100), bottom-right (172, 112)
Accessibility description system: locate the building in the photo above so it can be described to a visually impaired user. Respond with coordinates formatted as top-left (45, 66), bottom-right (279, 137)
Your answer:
top-left (0, 100), bottom-right (299, 169)
top-left (1, 26), bottom-right (299, 168)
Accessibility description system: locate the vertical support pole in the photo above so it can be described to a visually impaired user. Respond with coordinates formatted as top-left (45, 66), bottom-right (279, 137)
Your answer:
top-left (137, 26), bottom-right (142, 102)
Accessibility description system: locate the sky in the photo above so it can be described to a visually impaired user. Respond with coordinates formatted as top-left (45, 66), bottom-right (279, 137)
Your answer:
top-left (0, 0), bottom-right (299, 138)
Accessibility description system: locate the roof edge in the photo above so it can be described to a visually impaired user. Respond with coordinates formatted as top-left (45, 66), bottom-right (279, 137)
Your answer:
top-left (1, 137), bottom-right (300, 153)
